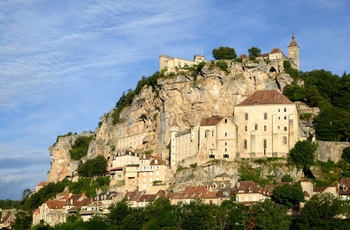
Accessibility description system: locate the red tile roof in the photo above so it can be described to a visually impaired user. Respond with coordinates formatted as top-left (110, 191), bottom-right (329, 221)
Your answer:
top-left (46, 200), bottom-right (66, 209)
top-left (150, 156), bottom-right (167, 166)
top-left (237, 90), bottom-right (293, 106)
top-left (237, 181), bottom-right (259, 193)
top-left (36, 181), bottom-right (48, 187)
top-left (200, 117), bottom-right (223, 126)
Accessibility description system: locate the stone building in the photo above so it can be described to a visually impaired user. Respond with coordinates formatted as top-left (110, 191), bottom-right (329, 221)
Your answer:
top-left (170, 116), bottom-right (237, 169)
top-left (159, 54), bottom-right (205, 73)
top-left (138, 155), bottom-right (169, 192)
top-left (234, 90), bottom-right (299, 158)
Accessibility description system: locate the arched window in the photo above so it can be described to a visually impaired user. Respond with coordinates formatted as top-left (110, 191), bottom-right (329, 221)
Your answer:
top-left (284, 127), bottom-right (287, 131)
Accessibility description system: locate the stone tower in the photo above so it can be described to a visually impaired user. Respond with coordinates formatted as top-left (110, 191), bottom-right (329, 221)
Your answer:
top-left (288, 34), bottom-right (300, 71)
top-left (170, 119), bottom-right (179, 169)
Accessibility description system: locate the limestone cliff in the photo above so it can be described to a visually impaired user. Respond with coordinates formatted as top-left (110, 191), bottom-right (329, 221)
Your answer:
top-left (47, 59), bottom-right (296, 183)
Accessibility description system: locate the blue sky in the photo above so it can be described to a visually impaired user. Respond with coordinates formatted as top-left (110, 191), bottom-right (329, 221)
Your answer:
top-left (0, 0), bottom-right (349, 200)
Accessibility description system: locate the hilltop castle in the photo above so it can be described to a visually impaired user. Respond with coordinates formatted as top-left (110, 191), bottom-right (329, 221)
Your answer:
top-left (160, 34), bottom-right (300, 73)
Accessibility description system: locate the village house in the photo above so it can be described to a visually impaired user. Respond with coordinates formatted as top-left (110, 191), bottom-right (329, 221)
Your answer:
top-left (0, 211), bottom-right (16, 230)
top-left (32, 193), bottom-right (92, 227)
top-left (338, 178), bottom-right (350, 200)
top-left (138, 154), bottom-right (169, 193)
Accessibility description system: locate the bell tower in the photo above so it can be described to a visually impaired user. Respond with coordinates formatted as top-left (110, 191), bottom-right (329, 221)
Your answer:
top-left (288, 34), bottom-right (300, 71)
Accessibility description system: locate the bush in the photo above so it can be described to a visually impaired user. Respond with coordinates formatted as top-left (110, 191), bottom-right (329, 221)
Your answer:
top-left (342, 147), bottom-right (350, 164)
top-left (281, 174), bottom-right (293, 182)
top-left (215, 60), bottom-right (228, 71)
top-left (69, 135), bottom-right (94, 160)
top-left (77, 155), bottom-right (107, 177)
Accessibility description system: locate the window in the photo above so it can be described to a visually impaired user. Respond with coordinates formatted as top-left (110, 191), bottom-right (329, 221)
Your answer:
top-left (278, 109), bottom-right (280, 112)
top-left (245, 113), bottom-right (248, 120)
top-left (223, 154), bottom-right (229, 158)
top-left (284, 126), bottom-right (287, 131)
top-left (244, 140), bottom-right (248, 149)
top-left (264, 113), bottom-right (267, 120)
top-left (255, 124), bottom-right (258, 130)
top-left (284, 115), bottom-right (287, 120)
top-left (264, 125), bottom-right (267, 131)
top-left (283, 136), bottom-right (287, 145)
top-left (263, 139), bottom-right (267, 149)
top-left (225, 142), bottom-right (227, 146)
top-left (225, 148), bottom-right (227, 152)
top-left (284, 107), bottom-right (287, 112)
top-left (224, 132), bottom-right (228, 137)
top-left (245, 126), bottom-right (248, 132)
top-left (212, 130), bottom-right (214, 137)
top-left (224, 118), bottom-right (227, 123)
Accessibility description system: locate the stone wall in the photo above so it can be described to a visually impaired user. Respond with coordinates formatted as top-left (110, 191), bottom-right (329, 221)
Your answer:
top-left (316, 141), bottom-right (350, 163)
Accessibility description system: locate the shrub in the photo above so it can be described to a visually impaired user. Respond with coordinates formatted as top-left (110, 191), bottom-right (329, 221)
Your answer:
top-left (69, 135), bottom-right (94, 160)
top-left (215, 60), bottom-right (228, 71)
top-left (77, 155), bottom-right (107, 177)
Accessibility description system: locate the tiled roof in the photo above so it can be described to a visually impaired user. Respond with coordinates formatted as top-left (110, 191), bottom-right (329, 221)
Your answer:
top-left (150, 156), bottom-right (167, 166)
top-left (138, 194), bottom-right (157, 203)
top-left (182, 186), bottom-right (208, 199)
top-left (237, 90), bottom-right (293, 106)
top-left (46, 200), bottom-right (66, 209)
top-left (313, 187), bottom-right (327, 193)
top-left (237, 181), bottom-right (259, 193)
top-left (270, 48), bottom-right (282, 53)
top-left (288, 35), bottom-right (299, 48)
top-left (200, 117), bottom-right (223, 126)
top-left (36, 181), bottom-right (48, 187)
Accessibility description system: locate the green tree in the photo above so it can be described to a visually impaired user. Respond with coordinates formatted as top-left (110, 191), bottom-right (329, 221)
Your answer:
top-left (283, 82), bottom-right (306, 102)
top-left (77, 155), bottom-right (107, 177)
top-left (342, 147), bottom-right (350, 164)
top-left (246, 199), bottom-right (291, 230)
top-left (271, 183), bottom-right (305, 208)
top-left (69, 135), bottom-right (94, 160)
top-left (295, 193), bottom-right (350, 229)
top-left (22, 188), bottom-right (32, 201)
top-left (221, 197), bottom-right (247, 229)
top-left (288, 140), bottom-right (317, 171)
top-left (248, 46), bottom-right (261, 58)
top-left (107, 201), bottom-right (130, 227)
top-left (180, 199), bottom-right (216, 230)
top-left (212, 46), bottom-right (237, 60)
top-left (13, 211), bottom-right (32, 230)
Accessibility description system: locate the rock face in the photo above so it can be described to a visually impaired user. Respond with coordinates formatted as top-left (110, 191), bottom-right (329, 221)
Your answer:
top-left (47, 60), bottom-right (297, 183)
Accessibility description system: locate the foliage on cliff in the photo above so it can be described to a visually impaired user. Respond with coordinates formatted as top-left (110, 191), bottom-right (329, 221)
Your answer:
top-left (69, 135), bottom-right (94, 160)
top-left (283, 69), bottom-right (350, 141)
top-left (77, 155), bottom-right (107, 177)
top-left (111, 71), bottom-right (164, 125)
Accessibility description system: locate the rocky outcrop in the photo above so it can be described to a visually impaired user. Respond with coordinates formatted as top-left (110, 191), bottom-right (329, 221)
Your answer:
top-left (47, 59), bottom-right (298, 183)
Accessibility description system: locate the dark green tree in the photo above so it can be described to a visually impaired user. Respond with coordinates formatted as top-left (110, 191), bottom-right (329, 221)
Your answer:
top-left (12, 211), bottom-right (32, 230)
top-left (212, 46), bottom-right (237, 60)
top-left (69, 135), bottom-right (94, 160)
top-left (288, 140), bottom-right (317, 171)
top-left (283, 82), bottom-right (306, 102)
top-left (295, 193), bottom-right (350, 229)
top-left (107, 201), bottom-right (130, 227)
top-left (271, 183), bottom-right (305, 208)
top-left (246, 199), bottom-right (291, 230)
top-left (221, 197), bottom-right (247, 229)
top-left (248, 46), bottom-right (261, 58)
top-left (342, 147), bottom-right (350, 164)
top-left (77, 155), bottom-right (107, 177)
